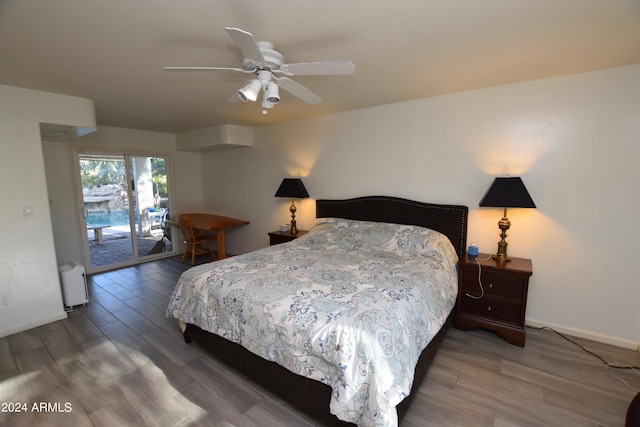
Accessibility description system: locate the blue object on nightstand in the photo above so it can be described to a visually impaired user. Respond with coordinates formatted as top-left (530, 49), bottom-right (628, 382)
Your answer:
top-left (468, 243), bottom-right (478, 256)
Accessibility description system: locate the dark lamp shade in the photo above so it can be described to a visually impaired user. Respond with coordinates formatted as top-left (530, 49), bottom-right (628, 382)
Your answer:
top-left (479, 177), bottom-right (536, 208)
top-left (274, 178), bottom-right (309, 199)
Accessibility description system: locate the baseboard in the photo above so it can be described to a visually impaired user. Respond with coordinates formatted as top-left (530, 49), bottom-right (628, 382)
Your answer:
top-left (0, 311), bottom-right (68, 339)
top-left (525, 318), bottom-right (639, 352)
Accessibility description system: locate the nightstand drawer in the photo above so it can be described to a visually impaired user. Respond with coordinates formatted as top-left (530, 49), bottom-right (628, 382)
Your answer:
top-left (460, 272), bottom-right (524, 300)
top-left (459, 297), bottom-right (521, 324)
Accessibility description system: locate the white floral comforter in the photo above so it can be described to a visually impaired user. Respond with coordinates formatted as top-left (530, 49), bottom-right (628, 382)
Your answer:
top-left (166, 217), bottom-right (459, 427)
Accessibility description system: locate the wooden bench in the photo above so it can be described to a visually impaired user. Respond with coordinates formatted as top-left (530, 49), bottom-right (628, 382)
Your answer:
top-left (87, 225), bottom-right (109, 244)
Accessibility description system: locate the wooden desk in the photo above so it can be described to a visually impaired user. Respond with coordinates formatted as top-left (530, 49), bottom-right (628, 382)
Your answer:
top-left (178, 213), bottom-right (249, 260)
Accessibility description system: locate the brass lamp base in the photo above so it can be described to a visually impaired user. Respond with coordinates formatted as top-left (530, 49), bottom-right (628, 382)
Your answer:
top-left (492, 209), bottom-right (511, 263)
top-left (492, 253), bottom-right (511, 263)
top-left (289, 199), bottom-right (298, 235)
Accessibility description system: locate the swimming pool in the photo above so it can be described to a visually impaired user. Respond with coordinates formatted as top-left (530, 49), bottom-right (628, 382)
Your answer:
top-left (86, 210), bottom-right (132, 228)
top-left (86, 209), bottom-right (165, 229)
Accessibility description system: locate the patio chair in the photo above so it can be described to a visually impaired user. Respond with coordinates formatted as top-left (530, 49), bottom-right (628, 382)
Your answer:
top-left (178, 216), bottom-right (215, 265)
top-left (160, 209), bottom-right (171, 244)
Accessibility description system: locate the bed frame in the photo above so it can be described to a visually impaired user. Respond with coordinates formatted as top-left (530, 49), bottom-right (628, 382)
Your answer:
top-left (182, 196), bottom-right (468, 425)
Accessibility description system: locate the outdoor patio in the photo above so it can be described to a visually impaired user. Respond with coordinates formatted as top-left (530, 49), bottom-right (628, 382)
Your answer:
top-left (88, 225), bottom-right (174, 268)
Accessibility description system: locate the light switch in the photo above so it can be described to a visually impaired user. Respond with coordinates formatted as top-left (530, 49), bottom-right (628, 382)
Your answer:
top-left (23, 206), bottom-right (34, 219)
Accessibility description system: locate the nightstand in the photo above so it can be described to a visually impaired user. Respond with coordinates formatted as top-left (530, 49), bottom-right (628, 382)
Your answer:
top-left (453, 253), bottom-right (533, 346)
top-left (268, 230), bottom-right (308, 246)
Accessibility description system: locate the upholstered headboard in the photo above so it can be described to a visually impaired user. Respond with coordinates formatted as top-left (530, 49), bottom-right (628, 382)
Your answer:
top-left (316, 195), bottom-right (468, 258)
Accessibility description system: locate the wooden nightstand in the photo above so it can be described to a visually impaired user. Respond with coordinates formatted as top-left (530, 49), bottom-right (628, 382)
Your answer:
top-left (453, 253), bottom-right (533, 346)
top-left (268, 230), bottom-right (308, 246)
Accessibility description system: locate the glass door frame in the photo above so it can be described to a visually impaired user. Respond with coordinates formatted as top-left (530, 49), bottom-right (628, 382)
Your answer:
top-left (72, 148), bottom-right (176, 274)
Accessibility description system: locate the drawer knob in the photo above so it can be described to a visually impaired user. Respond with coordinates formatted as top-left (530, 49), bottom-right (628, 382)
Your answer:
top-left (487, 306), bottom-right (492, 312)
top-left (489, 283), bottom-right (494, 288)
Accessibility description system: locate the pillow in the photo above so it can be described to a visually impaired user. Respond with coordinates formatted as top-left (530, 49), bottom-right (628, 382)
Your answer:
top-left (310, 217), bottom-right (458, 267)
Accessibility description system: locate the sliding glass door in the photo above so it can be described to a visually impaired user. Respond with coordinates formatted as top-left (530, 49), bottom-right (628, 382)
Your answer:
top-left (129, 155), bottom-right (172, 260)
top-left (76, 150), bottom-right (174, 273)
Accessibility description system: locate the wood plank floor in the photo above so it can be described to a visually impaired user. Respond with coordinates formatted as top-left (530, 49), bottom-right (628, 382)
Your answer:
top-left (1, 255), bottom-right (638, 426)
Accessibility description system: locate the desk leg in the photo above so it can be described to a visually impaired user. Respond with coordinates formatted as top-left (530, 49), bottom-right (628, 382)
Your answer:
top-left (96, 228), bottom-right (104, 245)
top-left (216, 230), bottom-right (225, 259)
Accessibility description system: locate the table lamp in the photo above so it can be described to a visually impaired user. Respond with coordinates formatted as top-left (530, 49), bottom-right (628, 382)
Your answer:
top-left (274, 178), bottom-right (309, 235)
top-left (479, 176), bottom-right (536, 262)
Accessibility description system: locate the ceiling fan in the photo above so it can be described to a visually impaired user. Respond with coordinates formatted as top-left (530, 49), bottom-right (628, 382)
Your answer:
top-left (164, 27), bottom-right (355, 112)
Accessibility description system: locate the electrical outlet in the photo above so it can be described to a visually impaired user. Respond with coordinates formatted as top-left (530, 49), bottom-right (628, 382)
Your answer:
top-left (0, 296), bottom-right (10, 310)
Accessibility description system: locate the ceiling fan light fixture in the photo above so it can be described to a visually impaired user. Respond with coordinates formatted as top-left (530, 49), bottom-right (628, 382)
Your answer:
top-left (262, 95), bottom-right (274, 109)
top-left (262, 97), bottom-right (273, 114)
top-left (265, 81), bottom-right (280, 104)
top-left (238, 79), bottom-right (262, 102)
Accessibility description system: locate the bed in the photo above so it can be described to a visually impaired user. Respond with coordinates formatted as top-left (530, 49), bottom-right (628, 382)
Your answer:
top-left (167, 196), bottom-right (468, 426)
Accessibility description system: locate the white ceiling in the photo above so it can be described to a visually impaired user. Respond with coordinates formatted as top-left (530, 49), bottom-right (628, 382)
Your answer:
top-left (1, 0), bottom-right (639, 133)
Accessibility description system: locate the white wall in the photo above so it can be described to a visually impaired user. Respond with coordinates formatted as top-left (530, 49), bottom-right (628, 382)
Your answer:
top-left (43, 125), bottom-right (206, 268)
top-left (42, 140), bottom-right (79, 265)
top-left (0, 84), bottom-right (95, 337)
top-left (201, 64), bottom-right (640, 349)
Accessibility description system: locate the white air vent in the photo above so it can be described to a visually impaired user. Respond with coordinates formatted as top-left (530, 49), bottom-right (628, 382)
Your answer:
top-left (176, 124), bottom-right (253, 151)
top-left (40, 123), bottom-right (97, 141)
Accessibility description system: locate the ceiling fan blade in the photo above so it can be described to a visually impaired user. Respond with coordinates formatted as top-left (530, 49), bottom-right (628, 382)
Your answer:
top-left (163, 66), bottom-right (248, 72)
top-left (281, 60), bottom-right (355, 76)
top-left (225, 27), bottom-right (266, 65)
top-left (276, 77), bottom-right (322, 104)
